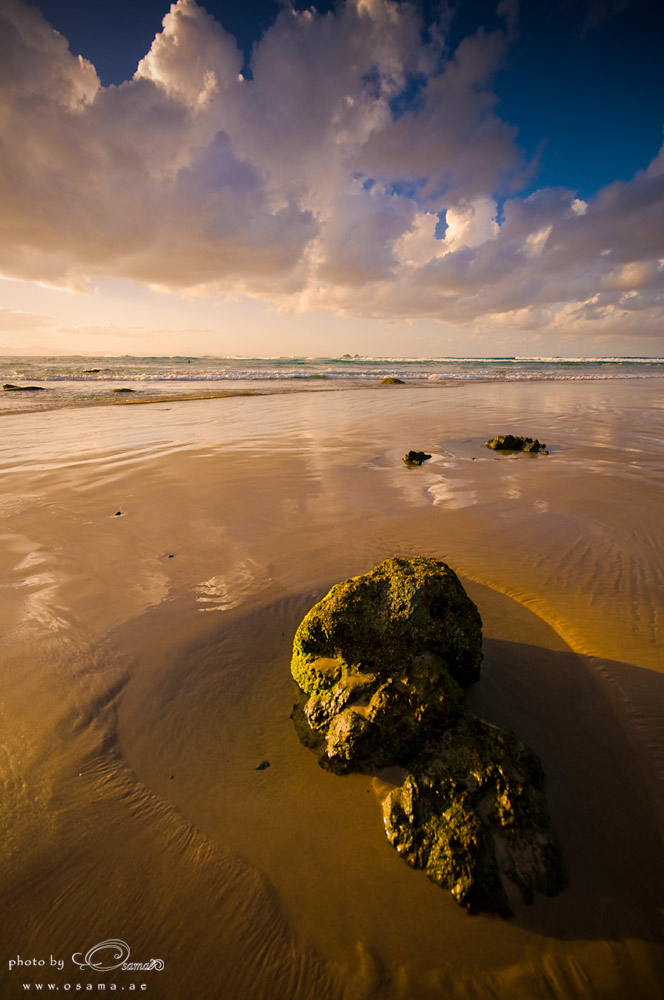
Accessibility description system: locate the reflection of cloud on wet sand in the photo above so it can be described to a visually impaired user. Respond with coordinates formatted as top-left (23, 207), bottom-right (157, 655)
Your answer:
top-left (194, 558), bottom-right (268, 612)
top-left (425, 476), bottom-right (479, 509)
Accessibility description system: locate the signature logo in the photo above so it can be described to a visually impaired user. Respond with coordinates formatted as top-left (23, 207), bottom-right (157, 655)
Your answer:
top-left (72, 940), bottom-right (164, 972)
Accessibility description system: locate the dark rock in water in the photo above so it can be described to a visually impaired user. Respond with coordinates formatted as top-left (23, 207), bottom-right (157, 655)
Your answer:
top-left (3, 383), bottom-right (46, 391)
top-left (111, 387), bottom-right (134, 393)
top-left (255, 760), bottom-right (271, 771)
top-left (291, 556), bottom-right (565, 916)
top-left (84, 368), bottom-right (101, 373)
top-left (114, 511), bottom-right (123, 516)
top-left (403, 450), bottom-right (432, 466)
top-left (381, 377), bottom-right (405, 384)
top-left (486, 435), bottom-right (547, 454)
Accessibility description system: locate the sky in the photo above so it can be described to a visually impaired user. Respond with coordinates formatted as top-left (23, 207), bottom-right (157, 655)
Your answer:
top-left (1, 0), bottom-right (663, 358)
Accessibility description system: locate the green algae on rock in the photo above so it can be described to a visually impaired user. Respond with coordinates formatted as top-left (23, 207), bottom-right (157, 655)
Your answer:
top-left (290, 556), bottom-right (565, 916)
top-left (403, 450), bottom-right (432, 465)
top-left (381, 377), bottom-right (405, 384)
top-left (292, 556), bottom-right (482, 697)
top-left (291, 557), bottom-right (479, 772)
top-left (486, 435), bottom-right (547, 454)
top-left (383, 716), bottom-right (566, 915)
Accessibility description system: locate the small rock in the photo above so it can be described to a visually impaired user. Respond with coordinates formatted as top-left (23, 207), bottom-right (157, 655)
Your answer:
top-left (381, 377), bottom-right (405, 384)
top-left (114, 511), bottom-right (122, 516)
top-left (255, 760), bottom-right (271, 771)
top-left (111, 387), bottom-right (134, 393)
top-left (3, 383), bottom-right (46, 392)
top-left (403, 450), bottom-right (432, 466)
top-left (486, 435), bottom-right (546, 453)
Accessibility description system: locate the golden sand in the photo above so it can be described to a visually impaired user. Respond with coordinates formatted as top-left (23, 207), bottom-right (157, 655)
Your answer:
top-left (1, 380), bottom-right (662, 998)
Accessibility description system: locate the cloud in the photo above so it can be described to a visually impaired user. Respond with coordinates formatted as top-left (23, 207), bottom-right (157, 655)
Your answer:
top-left (356, 26), bottom-right (526, 202)
top-left (0, 0), bottom-right (317, 294)
top-left (0, 307), bottom-right (51, 331)
top-left (135, 0), bottom-right (243, 101)
top-left (295, 163), bottom-right (664, 343)
top-left (0, 0), bottom-right (662, 347)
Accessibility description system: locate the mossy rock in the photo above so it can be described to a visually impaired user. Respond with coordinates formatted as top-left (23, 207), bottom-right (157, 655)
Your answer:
top-left (384, 770), bottom-right (507, 915)
top-left (381, 377), bottom-right (405, 384)
top-left (291, 558), bottom-right (480, 770)
top-left (486, 435), bottom-right (547, 453)
top-left (290, 557), bottom-right (565, 916)
top-left (383, 716), bottom-right (566, 915)
top-left (292, 557), bottom-right (482, 695)
top-left (403, 450), bottom-right (431, 466)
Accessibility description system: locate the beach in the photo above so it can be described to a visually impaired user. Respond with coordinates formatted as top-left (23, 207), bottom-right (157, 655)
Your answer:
top-left (1, 377), bottom-right (663, 999)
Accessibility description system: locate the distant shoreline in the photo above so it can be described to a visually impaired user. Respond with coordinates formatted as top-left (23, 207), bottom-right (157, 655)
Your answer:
top-left (3, 372), bottom-right (664, 417)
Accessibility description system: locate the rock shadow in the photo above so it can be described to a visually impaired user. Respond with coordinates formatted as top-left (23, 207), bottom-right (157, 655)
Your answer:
top-left (471, 636), bottom-right (664, 944)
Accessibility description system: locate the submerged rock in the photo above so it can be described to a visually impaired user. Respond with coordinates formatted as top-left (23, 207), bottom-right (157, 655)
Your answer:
top-left (486, 435), bottom-right (547, 453)
top-left (111, 387), bottom-right (134, 393)
top-left (403, 450), bottom-right (432, 466)
top-left (291, 556), bottom-right (565, 916)
top-left (381, 377), bottom-right (405, 384)
top-left (3, 383), bottom-right (45, 391)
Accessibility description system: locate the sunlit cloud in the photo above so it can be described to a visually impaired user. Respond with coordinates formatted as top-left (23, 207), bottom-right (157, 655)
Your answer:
top-left (0, 0), bottom-right (663, 349)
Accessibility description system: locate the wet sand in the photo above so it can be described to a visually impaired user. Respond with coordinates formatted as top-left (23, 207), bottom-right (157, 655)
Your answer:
top-left (1, 380), bottom-right (663, 999)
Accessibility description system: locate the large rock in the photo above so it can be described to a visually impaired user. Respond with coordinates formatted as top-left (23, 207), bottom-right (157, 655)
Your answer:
top-left (290, 557), bottom-right (565, 916)
top-left (292, 557), bottom-right (482, 770)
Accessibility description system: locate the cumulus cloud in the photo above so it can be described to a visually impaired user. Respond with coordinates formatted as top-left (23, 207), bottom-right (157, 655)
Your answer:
top-left (0, 0), bottom-right (663, 345)
top-left (0, 0), bottom-right (317, 294)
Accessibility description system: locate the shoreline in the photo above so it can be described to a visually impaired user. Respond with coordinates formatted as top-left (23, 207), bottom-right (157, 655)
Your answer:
top-left (1, 371), bottom-right (663, 417)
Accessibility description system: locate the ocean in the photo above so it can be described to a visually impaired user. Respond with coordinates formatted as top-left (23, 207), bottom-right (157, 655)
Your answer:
top-left (1, 354), bottom-right (663, 414)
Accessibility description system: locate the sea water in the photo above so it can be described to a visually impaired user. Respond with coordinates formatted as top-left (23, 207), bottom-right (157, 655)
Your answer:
top-left (1, 354), bottom-right (662, 414)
